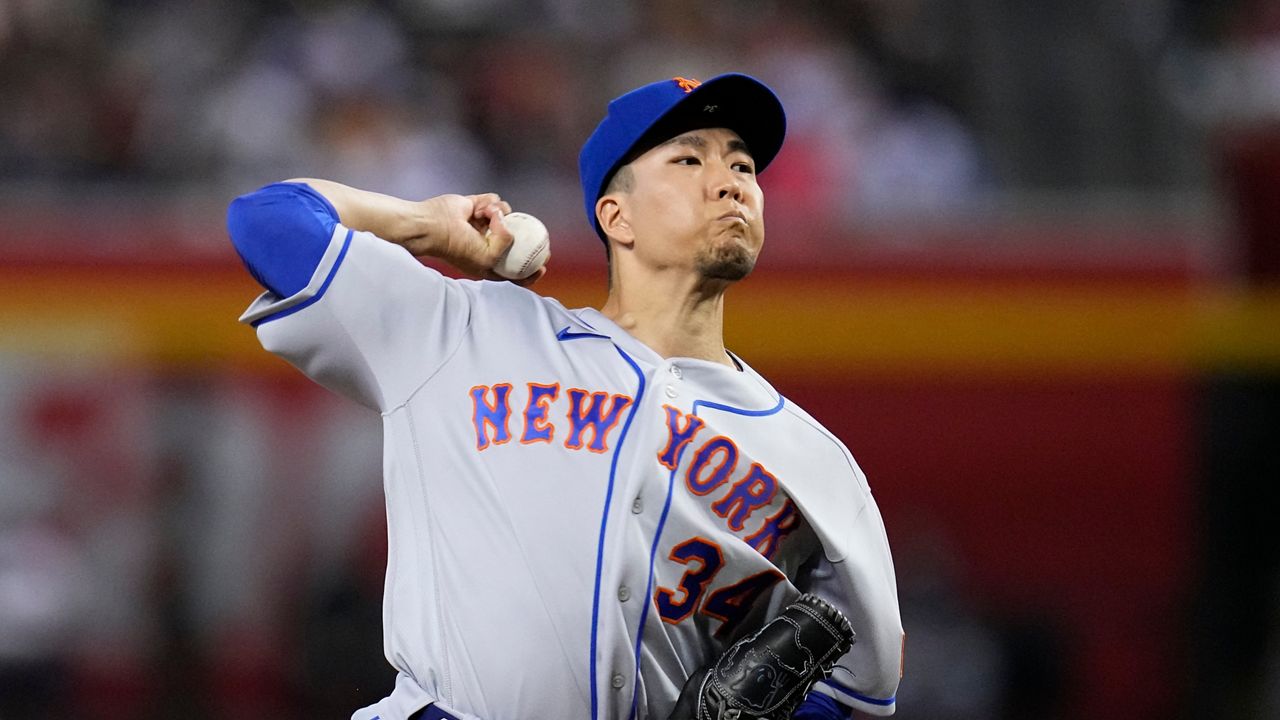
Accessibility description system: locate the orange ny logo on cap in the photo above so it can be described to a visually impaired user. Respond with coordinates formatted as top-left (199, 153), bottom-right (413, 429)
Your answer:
top-left (673, 76), bottom-right (701, 93)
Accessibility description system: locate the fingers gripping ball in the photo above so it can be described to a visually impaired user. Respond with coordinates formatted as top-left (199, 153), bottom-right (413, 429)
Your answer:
top-left (668, 594), bottom-right (856, 720)
top-left (491, 211), bottom-right (551, 280)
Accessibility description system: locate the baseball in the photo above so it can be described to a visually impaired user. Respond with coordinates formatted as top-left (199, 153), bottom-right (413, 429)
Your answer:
top-left (491, 211), bottom-right (550, 280)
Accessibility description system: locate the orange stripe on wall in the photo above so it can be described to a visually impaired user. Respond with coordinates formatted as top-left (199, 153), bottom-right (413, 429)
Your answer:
top-left (2, 267), bottom-right (1278, 374)
top-left (725, 279), bottom-right (1280, 376)
top-left (0, 267), bottom-right (284, 371)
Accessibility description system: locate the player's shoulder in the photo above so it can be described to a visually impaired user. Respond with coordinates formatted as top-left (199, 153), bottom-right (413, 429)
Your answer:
top-left (732, 373), bottom-right (875, 556)
top-left (464, 277), bottom-right (573, 314)
top-left (780, 399), bottom-right (850, 452)
top-left (456, 276), bottom-right (583, 333)
top-left (737, 371), bottom-right (870, 491)
top-left (776, 397), bottom-right (836, 440)
top-left (729, 357), bottom-right (861, 456)
top-left (733, 359), bottom-right (843, 439)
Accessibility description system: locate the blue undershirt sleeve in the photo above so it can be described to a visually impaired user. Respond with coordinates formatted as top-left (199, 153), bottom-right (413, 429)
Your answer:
top-left (226, 182), bottom-right (340, 298)
top-left (792, 692), bottom-right (848, 720)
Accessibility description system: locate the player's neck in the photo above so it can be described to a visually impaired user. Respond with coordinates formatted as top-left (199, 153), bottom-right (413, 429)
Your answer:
top-left (600, 275), bottom-right (735, 368)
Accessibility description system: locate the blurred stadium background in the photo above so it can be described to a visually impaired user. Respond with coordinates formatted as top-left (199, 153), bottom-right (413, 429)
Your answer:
top-left (2, 0), bottom-right (1279, 718)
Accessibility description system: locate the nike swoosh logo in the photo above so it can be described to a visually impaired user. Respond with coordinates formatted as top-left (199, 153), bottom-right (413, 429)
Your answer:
top-left (557, 326), bottom-right (610, 341)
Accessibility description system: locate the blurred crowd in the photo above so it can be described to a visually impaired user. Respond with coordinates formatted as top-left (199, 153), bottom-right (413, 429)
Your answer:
top-left (4, 0), bottom-right (1270, 252)
top-left (0, 0), bottom-right (996, 246)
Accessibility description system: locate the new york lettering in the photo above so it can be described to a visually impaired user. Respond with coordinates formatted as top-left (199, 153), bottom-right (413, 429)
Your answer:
top-left (658, 404), bottom-right (801, 559)
top-left (468, 388), bottom-right (800, 558)
top-left (470, 382), bottom-right (633, 454)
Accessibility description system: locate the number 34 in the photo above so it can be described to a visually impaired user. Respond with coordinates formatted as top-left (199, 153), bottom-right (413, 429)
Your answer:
top-left (654, 536), bottom-right (783, 638)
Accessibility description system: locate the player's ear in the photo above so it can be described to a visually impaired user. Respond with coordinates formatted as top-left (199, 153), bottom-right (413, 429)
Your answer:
top-left (596, 195), bottom-right (634, 248)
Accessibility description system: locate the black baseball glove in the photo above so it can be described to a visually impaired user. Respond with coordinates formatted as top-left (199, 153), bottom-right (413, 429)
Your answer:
top-left (668, 594), bottom-right (856, 720)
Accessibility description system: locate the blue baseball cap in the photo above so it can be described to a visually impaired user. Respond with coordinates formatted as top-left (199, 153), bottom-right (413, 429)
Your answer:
top-left (579, 73), bottom-right (787, 241)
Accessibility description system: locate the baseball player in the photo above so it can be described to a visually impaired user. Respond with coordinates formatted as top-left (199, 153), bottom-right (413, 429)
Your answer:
top-left (227, 73), bottom-right (903, 720)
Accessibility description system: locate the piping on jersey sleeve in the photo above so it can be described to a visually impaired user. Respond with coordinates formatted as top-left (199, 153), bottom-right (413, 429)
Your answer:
top-left (245, 227), bottom-right (485, 412)
top-left (238, 223), bottom-right (353, 326)
top-left (816, 677), bottom-right (897, 710)
top-left (249, 228), bottom-right (354, 327)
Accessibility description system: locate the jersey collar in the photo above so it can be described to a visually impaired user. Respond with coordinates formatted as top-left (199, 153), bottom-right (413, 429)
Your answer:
top-left (571, 307), bottom-right (783, 414)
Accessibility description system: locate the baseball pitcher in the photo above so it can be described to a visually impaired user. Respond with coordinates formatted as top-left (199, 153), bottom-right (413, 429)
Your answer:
top-left (227, 73), bottom-right (904, 720)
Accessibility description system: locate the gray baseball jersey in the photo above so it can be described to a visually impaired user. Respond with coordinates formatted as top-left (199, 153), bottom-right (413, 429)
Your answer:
top-left (239, 220), bottom-right (904, 720)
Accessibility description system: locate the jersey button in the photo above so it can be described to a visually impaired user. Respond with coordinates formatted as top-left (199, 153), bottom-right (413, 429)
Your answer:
top-left (670, 364), bottom-right (683, 380)
top-left (664, 384), bottom-right (678, 399)
top-left (611, 673), bottom-right (625, 689)
top-left (631, 497), bottom-right (643, 514)
top-left (618, 585), bottom-right (631, 602)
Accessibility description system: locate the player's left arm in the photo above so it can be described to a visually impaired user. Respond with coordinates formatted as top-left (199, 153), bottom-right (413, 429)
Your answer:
top-left (796, 499), bottom-right (904, 718)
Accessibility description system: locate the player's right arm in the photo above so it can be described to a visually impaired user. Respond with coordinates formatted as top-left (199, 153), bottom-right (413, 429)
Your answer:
top-left (229, 179), bottom-right (525, 288)
top-left (226, 179), bottom-right (532, 411)
top-left (284, 179), bottom-right (531, 280)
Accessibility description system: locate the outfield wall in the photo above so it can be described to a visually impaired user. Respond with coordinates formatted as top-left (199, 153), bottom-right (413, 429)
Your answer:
top-left (2, 229), bottom-right (1277, 718)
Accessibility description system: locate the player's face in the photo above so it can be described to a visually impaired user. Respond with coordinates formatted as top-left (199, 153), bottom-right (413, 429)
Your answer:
top-left (622, 127), bottom-right (764, 281)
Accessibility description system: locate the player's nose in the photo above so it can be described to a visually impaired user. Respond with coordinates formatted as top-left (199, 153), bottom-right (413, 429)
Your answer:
top-left (710, 165), bottom-right (743, 203)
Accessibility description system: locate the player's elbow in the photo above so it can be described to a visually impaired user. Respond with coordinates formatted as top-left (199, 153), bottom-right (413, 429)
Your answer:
top-left (226, 192), bottom-right (271, 259)
top-left (226, 182), bottom-right (338, 259)
top-left (226, 182), bottom-right (340, 297)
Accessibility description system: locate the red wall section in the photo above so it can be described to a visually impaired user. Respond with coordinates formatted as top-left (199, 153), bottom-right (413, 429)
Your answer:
top-left (775, 375), bottom-right (1195, 719)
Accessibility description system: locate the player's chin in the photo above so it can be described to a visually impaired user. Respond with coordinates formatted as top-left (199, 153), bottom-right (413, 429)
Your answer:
top-left (695, 241), bottom-right (758, 282)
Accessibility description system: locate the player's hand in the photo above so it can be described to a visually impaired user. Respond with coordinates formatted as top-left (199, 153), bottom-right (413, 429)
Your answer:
top-left (413, 193), bottom-right (545, 285)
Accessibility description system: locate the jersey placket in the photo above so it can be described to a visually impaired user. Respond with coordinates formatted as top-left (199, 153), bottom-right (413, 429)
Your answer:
top-left (592, 356), bottom-right (691, 720)
top-left (615, 359), bottom-right (702, 720)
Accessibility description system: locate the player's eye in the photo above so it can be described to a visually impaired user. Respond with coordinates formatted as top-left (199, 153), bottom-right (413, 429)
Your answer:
top-left (732, 160), bottom-right (755, 174)
top-left (674, 156), bottom-right (701, 166)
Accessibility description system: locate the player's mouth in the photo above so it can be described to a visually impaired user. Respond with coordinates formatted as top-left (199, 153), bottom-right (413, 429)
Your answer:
top-left (716, 210), bottom-right (748, 226)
